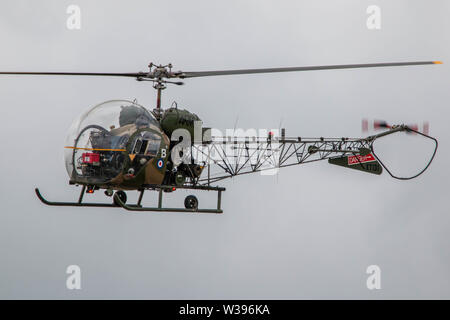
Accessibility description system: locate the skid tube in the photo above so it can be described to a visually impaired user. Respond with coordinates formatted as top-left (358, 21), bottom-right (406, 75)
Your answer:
top-left (35, 186), bottom-right (140, 208)
top-left (35, 184), bottom-right (225, 214)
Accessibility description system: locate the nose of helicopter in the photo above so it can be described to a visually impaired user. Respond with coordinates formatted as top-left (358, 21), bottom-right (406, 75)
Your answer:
top-left (64, 99), bottom-right (161, 182)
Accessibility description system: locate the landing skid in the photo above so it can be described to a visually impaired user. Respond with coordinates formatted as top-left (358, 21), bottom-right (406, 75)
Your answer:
top-left (35, 186), bottom-right (139, 208)
top-left (35, 185), bottom-right (224, 214)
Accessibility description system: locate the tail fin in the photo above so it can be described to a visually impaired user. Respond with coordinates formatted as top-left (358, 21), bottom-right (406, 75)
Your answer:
top-left (329, 149), bottom-right (382, 175)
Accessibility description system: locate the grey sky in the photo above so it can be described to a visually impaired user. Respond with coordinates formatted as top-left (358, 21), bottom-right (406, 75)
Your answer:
top-left (0, 0), bottom-right (449, 299)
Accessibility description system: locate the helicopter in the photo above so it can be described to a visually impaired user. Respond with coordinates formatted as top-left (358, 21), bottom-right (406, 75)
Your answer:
top-left (0, 61), bottom-right (440, 213)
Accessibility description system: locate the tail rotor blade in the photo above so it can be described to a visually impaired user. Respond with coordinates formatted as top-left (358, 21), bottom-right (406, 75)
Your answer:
top-left (362, 118), bottom-right (369, 132)
top-left (423, 121), bottom-right (430, 135)
top-left (374, 120), bottom-right (391, 130)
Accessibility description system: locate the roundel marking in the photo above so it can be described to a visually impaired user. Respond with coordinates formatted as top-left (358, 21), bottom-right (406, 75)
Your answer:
top-left (157, 159), bottom-right (164, 169)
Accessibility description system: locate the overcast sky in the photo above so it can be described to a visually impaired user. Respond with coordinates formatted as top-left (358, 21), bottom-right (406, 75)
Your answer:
top-left (0, 0), bottom-right (449, 299)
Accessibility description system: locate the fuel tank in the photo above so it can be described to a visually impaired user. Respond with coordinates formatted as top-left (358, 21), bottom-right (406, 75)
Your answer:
top-left (160, 107), bottom-right (201, 138)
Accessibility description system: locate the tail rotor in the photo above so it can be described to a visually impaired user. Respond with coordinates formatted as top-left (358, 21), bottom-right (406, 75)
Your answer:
top-left (362, 118), bottom-right (429, 135)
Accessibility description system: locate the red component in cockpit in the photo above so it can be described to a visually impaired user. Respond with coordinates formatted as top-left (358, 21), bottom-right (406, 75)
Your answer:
top-left (82, 153), bottom-right (100, 164)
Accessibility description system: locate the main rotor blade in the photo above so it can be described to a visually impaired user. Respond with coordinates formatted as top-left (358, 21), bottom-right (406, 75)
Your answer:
top-left (0, 71), bottom-right (145, 78)
top-left (0, 60), bottom-right (442, 80)
top-left (178, 61), bottom-right (442, 78)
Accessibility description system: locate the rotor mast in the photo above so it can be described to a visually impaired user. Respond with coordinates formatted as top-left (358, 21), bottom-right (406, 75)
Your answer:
top-left (140, 62), bottom-right (185, 120)
top-left (155, 82), bottom-right (163, 117)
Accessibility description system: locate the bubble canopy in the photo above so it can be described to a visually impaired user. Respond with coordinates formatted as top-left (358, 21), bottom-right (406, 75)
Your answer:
top-left (64, 100), bottom-right (160, 181)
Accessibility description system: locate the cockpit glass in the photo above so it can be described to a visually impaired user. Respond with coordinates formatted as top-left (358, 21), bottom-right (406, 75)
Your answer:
top-left (64, 100), bottom-right (161, 182)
